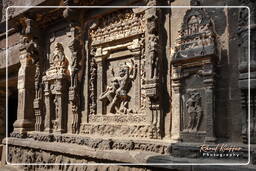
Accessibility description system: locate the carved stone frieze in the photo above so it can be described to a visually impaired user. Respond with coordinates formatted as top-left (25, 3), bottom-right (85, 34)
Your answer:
top-left (10, 133), bottom-right (168, 154)
top-left (80, 123), bottom-right (159, 139)
top-left (88, 114), bottom-right (148, 124)
top-left (89, 9), bottom-right (145, 46)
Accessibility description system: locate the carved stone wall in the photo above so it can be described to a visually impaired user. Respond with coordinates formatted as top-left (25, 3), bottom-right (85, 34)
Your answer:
top-left (171, 6), bottom-right (217, 143)
top-left (237, 0), bottom-right (256, 144)
top-left (1, 0), bottom-right (255, 169)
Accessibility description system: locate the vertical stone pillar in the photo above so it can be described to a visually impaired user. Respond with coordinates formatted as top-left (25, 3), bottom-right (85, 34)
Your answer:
top-left (203, 64), bottom-right (216, 142)
top-left (34, 63), bottom-right (43, 132)
top-left (43, 81), bottom-right (52, 133)
top-left (55, 79), bottom-right (68, 133)
top-left (96, 61), bottom-right (104, 114)
top-left (171, 67), bottom-right (181, 141)
top-left (143, 0), bottom-right (163, 139)
top-left (13, 18), bottom-right (39, 133)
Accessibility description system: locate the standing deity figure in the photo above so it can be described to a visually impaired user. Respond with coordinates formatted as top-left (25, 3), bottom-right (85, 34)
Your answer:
top-left (99, 59), bottom-right (137, 114)
top-left (185, 91), bottom-right (202, 132)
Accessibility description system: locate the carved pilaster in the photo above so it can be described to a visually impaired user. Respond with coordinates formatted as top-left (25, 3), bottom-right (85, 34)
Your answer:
top-left (64, 0), bottom-right (82, 134)
top-left (43, 81), bottom-right (52, 133)
top-left (170, 67), bottom-right (182, 141)
top-left (13, 18), bottom-right (39, 133)
top-left (34, 59), bottom-right (44, 132)
top-left (203, 63), bottom-right (216, 142)
top-left (96, 61), bottom-right (104, 114)
top-left (143, 0), bottom-right (163, 139)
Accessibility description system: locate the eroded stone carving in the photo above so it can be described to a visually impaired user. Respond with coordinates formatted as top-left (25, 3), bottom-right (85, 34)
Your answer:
top-left (89, 9), bottom-right (145, 46)
top-left (7, 144), bottom-right (163, 170)
top-left (174, 8), bottom-right (216, 59)
top-left (99, 59), bottom-right (137, 114)
top-left (43, 42), bottom-right (69, 133)
top-left (48, 43), bottom-right (69, 75)
top-left (184, 90), bottom-right (202, 132)
top-left (10, 132), bottom-right (168, 154)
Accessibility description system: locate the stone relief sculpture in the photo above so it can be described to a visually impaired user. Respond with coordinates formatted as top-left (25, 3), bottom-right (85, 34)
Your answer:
top-left (99, 59), bottom-right (137, 114)
top-left (43, 42), bottom-right (69, 133)
top-left (171, 5), bottom-right (217, 142)
top-left (184, 91), bottom-right (202, 132)
top-left (48, 42), bottom-right (68, 74)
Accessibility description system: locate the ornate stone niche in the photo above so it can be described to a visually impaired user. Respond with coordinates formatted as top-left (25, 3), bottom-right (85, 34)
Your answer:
top-left (81, 8), bottom-right (162, 139)
top-left (171, 8), bottom-right (217, 143)
top-left (42, 42), bottom-right (69, 133)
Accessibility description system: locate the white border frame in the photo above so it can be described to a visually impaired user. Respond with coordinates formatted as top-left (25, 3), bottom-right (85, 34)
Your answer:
top-left (5, 5), bottom-right (251, 166)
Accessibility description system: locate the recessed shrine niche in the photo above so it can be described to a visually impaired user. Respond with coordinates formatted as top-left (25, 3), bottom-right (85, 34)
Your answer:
top-left (40, 23), bottom-right (75, 134)
top-left (171, 7), bottom-right (218, 143)
top-left (81, 8), bottom-right (163, 139)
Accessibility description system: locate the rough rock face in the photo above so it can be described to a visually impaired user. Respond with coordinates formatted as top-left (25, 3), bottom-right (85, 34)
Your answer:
top-left (0, 0), bottom-right (255, 170)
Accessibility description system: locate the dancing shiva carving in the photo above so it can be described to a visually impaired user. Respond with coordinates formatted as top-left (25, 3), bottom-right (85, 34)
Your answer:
top-left (99, 59), bottom-right (137, 114)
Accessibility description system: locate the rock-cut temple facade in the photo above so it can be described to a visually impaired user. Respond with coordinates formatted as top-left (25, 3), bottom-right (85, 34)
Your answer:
top-left (0, 0), bottom-right (255, 170)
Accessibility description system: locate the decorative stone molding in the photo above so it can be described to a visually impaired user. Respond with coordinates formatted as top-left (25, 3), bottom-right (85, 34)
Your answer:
top-left (10, 132), bottom-right (168, 154)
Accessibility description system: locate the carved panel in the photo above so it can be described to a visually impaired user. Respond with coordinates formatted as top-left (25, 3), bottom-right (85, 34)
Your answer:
top-left (171, 7), bottom-right (217, 143)
top-left (82, 8), bottom-right (162, 139)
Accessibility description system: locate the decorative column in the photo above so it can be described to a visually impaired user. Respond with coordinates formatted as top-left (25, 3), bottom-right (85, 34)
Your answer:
top-left (34, 50), bottom-right (43, 132)
top-left (143, 0), bottom-right (163, 139)
top-left (96, 61), bottom-right (104, 114)
top-left (170, 66), bottom-right (182, 141)
top-left (237, 0), bottom-right (256, 144)
top-left (13, 18), bottom-right (39, 133)
top-left (64, 3), bottom-right (82, 134)
top-left (203, 63), bottom-right (216, 143)
top-left (43, 81), bottom-right (52, 133)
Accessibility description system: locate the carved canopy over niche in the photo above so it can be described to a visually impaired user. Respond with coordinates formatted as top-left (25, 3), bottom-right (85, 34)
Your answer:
top-left (174, 8), bottom-right (216, 59)
top-left (81, 8), bottom-right (161, 139)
